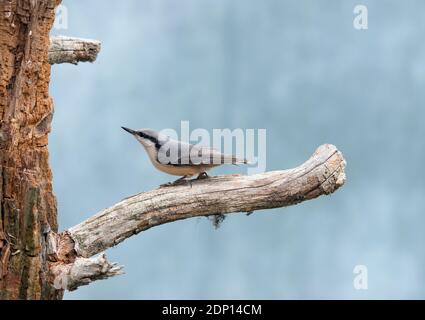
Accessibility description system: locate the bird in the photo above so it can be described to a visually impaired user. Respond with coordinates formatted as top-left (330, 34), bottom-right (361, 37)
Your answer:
top-left (122, 127), bottom-right (248, 186)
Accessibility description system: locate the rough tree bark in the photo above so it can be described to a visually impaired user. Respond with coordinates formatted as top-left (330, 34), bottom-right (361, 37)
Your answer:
top-left (0, 0), bottom-right (347, 300)
top-left (0, 0), bottom-right (62, 300)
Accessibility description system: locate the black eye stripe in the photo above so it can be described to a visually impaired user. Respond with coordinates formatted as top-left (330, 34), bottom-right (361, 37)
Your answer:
top-left (138, 132), bottom-right (161, 149)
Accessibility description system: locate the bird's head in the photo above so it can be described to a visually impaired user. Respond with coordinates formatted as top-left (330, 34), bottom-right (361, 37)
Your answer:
top-left (122, 127), bottom-right (163, 148)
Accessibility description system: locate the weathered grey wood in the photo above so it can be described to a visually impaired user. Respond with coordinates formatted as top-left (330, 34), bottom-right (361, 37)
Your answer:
top-left (68, 144), bottom-right (346, 258)
top-left (49, 36), bottom-right (101, 65)
top-left (51, 254), bottom-right (123, 291)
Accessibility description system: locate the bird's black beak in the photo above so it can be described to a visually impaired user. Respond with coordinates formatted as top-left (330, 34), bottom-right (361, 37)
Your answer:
top-left (122, 127), bottom-right (137, 135)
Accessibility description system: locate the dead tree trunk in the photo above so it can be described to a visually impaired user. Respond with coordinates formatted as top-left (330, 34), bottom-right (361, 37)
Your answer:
top-left (0, 0), bottom-right (62, 300)
top-left (0, 1), bottom-right (347, 300)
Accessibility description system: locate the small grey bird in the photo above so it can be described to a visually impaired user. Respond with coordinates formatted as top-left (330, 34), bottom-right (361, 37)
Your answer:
top-left (122, 127), bottom-right (248, 186)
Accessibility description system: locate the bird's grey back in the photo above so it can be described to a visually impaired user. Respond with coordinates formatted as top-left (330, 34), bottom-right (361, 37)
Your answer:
top-left (157, 137), bottom-right (245, 167)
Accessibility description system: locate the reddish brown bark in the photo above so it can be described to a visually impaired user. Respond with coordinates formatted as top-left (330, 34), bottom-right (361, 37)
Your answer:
top-left (0, 0), bottom-right (62, 300)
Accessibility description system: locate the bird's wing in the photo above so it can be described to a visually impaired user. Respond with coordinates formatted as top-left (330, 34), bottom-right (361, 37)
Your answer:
top-left (157, 140), bottom-right (246, 166)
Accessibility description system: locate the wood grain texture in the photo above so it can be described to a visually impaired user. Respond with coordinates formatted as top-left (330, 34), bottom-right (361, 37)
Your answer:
top-left (51, 254), bottom-right (123, 291)
top-left (48, 36), bottom-right (101, 65)
top-left (68, 144), bottom-right (346, 259)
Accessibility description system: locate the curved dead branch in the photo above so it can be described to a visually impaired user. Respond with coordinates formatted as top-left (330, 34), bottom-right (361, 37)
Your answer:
top-left (47, 144), bottom-right (346, 291)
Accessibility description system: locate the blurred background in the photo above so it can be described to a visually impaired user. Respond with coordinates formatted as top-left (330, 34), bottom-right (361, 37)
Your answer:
top-left (49, 0), bottom-right (425, 299)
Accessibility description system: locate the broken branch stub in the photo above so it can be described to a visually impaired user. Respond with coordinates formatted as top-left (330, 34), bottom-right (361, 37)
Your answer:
top-left (49, 36), bottom-right (101, 65)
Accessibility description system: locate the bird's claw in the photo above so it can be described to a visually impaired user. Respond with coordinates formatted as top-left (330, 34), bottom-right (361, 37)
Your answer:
top-left (196, 172), bottom-right (209, 180)
top-left (160, 178), bottom-right (190, 188)
top-left (160, 173), bottom-right (209, 188)
top-left (160, 182), bottom-right (173, 188)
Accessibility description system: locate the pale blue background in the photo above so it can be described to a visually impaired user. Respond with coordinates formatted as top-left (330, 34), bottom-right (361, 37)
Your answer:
top-left (49, 0), bottom-right (425, 299)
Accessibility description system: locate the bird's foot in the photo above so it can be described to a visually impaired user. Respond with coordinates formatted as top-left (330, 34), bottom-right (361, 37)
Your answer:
top-left (196, 172), bottom-right (210, 180)
top-left (160, 173), bottom-right (210, 188)
top-left (160, 176), bottom-right (190, 188)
